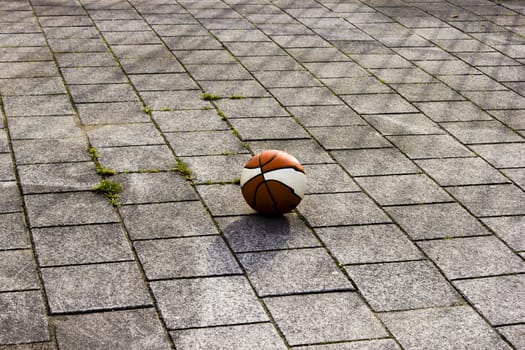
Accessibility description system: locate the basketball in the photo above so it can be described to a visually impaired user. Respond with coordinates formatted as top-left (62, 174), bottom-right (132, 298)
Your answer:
top-left (240, 150), bottom-right (307, 215)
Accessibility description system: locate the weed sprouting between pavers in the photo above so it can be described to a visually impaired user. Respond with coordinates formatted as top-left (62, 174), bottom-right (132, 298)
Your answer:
top-left (88, 147), bottom-right (117, 176)
top-left (91, 179), bottom-right (122, 207)
top-left (201, 92), bottom-right (222, 101)
top-left (172, 160), bottom-right (192, 180)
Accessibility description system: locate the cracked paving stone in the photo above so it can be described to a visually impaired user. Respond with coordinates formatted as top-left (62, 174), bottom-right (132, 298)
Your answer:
top-left (238, 248), bottom-right (352, 296)
top-left (418, 236), bottom-right (525, 279)
top-left (447, 184), bottom-right (525, 216)
top-left (55, 309), bottom-right (171, 350)
top-left (380, 306), bottom-right (513, 350)
top-left (317, 224), bottom-right (423, 264)
top-left (120, 201), bottom-right (217, 239)
top-left (41, 262), bottom-right (151, 313)
top-left (265, 292), bottom-right (388, 346)
top-left (151, 276), bottom-right (268, 329)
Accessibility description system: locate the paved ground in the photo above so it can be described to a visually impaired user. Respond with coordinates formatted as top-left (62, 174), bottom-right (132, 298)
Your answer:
top-left (1, 0), bottom-right (525, 349)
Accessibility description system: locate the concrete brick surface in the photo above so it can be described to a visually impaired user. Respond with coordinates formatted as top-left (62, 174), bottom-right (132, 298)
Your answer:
top-left (2, 0), bottom-right (524, 348)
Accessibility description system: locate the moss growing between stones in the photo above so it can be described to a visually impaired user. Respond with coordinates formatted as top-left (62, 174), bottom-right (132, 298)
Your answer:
top-left (201, 92), bottom-right (222, 101)
top-left (88, 147), bottom-right (117, 176)
top-left (173, 160), bottom-right (192, 180)
top-left (91, 179), bottom-right (122, 206)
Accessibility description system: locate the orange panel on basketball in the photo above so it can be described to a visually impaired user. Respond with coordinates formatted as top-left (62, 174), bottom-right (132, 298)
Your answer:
top-left (258, 150), bottom-right (280, 167)
top-left (266, 180), bottom-right (302, 214)
top-left (241, 174), bottom-right (265, 208)
top-left (261, 151), bottom-right (304, 174)
top-left (244, 152), bottom-right (260, 169)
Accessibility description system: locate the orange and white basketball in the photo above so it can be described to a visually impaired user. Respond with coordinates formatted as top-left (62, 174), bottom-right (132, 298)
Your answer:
top-left (240, 150), bottom-right (306, 215)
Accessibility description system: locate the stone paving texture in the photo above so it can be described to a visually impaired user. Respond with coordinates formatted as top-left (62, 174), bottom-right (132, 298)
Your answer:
top-left (0, 0), bottom-right (524, 349)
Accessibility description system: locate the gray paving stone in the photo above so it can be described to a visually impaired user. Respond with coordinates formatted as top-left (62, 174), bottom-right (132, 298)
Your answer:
top-left (120, 201), bottom-right (217, 239)
top-left (115, 172), bottom-right (196, 204)
top-left (0, 62), bottom-right (57, 80)
top-left (240, 55), bottom-right (304, 72)
top-left (216, 213), bottom-right (319, 252)
top-left (479, 65), bottom-right (525, 82)
top-left (151, 276), bottom-right (267, 329)
top-left (364, 113), bottom-right (442, 135)
top-left (303, 163), bottom-right (360, 193)
top-left (185, 64), bottom-right (251, 81)
top-left (414, 101), bottom-right (494, 122)
top-left (333, 148), bottom-right (419, 176)
top-left (211, 29), bottom-right (270, 42)
top-left (42, 262), bottom-right (151, 313)
top-left (418, 236), bottom-right (525, 279)
top-left (0, 213), bottom-right (27, 250)
top-left (463, 90), bottom-right (525, 109)
top-left (96, 19), bottom-right (151, 32)
top-left (12, 138), bottom-right (90, 165)
top-left (332, 40), bottom-right (392, 55)
top-left (0, 250), bottom-right (38, 292)
top-left (239, 248), bottom-right (352, 296)
top-left (25, 192), bottom-right (116, 228)
top-left (110, 44), bottom-right (173, 59)
top-left (77, 102), bottom-right (149, 125)
top-left (415, 59), bottom-right (479, 75)
top-left (325, 77), bottom-right (392, 95)
top-left (416, 157), bottom-right (509, 186)
top-left (299, 192), bottom-right (391, 227)
top-left (503, 167), bottom-right (525, 189)
top-left (0, 154), bottom-right (14, 181)
top-left (32, 224), bottom-right (132, 267)
top-left (471, 143), bottom-right (525, 168)
top-left (181, 154), bottom-right (250, 183)
top-left (394, 46), bottom-right (455, 60)
top-left (356, 174), bottom-right (451, 206)
top-left (0, 341), bottom-right (56, 349)
top-left (119, 57), bottom-right (185, 74)
top-left (225, 41), bottom-right (286, 56)
top-left (454, 52), bottom-right (519, 66)
top-left (299, 339), bottom-right (402, 350)
top-left (0, 291), bottom-right (49, 344)
top-left (289, 105), bottom-right (364, 127)
top-left (310, 126), bottom-right (391, 150)
top-left (304, 62), bottom-right (369, 78)
top-left (0, 182), bottom-right (21, 213)
top-left (270, 87), bottom-right (342, 106)
top-left (253, 70), bottom-right (321, 88)
top-left (129, 73), bottom-right (198, 91)
top-left (97, 145), bottom-right (175, 172)
top-left (88, 123), bottom-right (164, 148)
top-left (0, 77), bottom-right (65, 96)
top-left (141, 90), bottom-right (209, 110)
top-left (135, 236), bottom-right (240, 280)
top-left (454, 275), bottom-right (525, 326)
top-left (0, 47), bottom-right (52, 62)
top-left (69, 83), bottom-right (138, 103)
top-left (447, 184), bottom-right (525, 216)
top-left (265, 292), bottom-right (388, 346)
top-left (3, 95), bottom-right (72, 117)
top-left (200, 80), bottom-right (270, 97)
top-left (47, 38), bottom-right (107, 53)
top-left (497, 325), bottom-right (525, 350)
top-left (0, 131), bottom-right (7, 153)
top-left (271, 35), bottom-right (331, 48)
top-left (439, 75), bottom-right (507, 91)
top-left (317, 224), bottom-right (422, 264)
top-left (370, 68), bottom-right (435, 84)
top-left (17, 162), bottom-right (99, 194)
top-left (165, 130), bottom-right (246, 156)
top-left (342, 94), bottom-right (418, 114)
top-left (197, 184), bottom-right (255, 216)
top-left (8, 116), bottom-right (82, 140)
top-left (61, 67), bottom-right (127, 84)
top-left (39, 16), bottom-right (92, 27)
top-left (441, 121), bottom-right (523, 144)
top-left (171, 324), bottom-right (287, 350)
top-left (173, 49), bottom-right (237, 65)
top-left (287, 47), bottom-right (348, 62)
top-left (230, 117), bottom-right (309, 141)
top-left (153, 109), bottom-right (226, 132)
top-left (387, 134), bottom-right (473, 159)
top-left (380, 306), bottom-right (512, 350)
top-left (351, 54), bottom-right (414, 69)
top-left (164, 35), bottom-right (223, 50)
top-left (153, 24), bottom-right (209, 36)
top-left (55, 309), bottom-right (171, 350)
top-left (386, 203), bottom-right (490, 240)
top-left (392, 83), bottom-right (464, 102)
top-left (346, 261), bottom-right (463, 312)
top-left (215, 97), bottom-right (288, 118)
top-left (482, 216), bottom-right (525, 251)
top-left (43, 26), bottom-right (100, 39)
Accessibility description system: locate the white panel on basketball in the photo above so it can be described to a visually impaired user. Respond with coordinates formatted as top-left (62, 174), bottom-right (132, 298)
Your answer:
top-left (240, 167), bottom-right (262, 187)
top-left (263, 168), bottom-right (307, 198)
